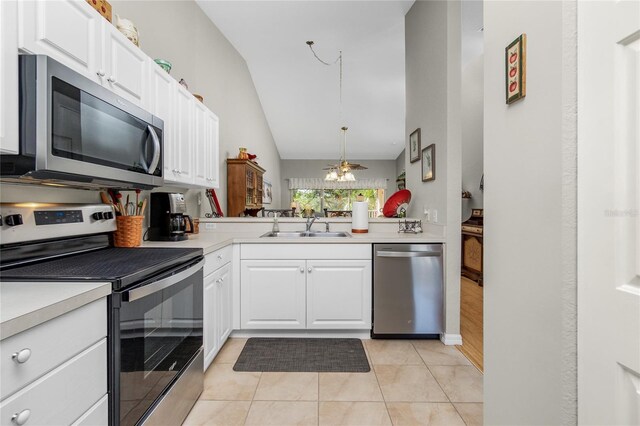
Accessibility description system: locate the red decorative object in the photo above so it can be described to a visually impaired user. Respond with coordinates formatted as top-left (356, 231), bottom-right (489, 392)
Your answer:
top-left (382, 189), bottom-right (412, 218)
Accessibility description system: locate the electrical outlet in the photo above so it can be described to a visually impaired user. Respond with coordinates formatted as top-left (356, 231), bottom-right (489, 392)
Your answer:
top-left (432, 209), bottom-right (438, 223)
top-left (205, 223), bottom-right (216, 230)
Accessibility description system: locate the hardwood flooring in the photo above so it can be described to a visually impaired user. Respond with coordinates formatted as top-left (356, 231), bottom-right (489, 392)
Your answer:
top-left (457, 276), bottom-right (484, 372)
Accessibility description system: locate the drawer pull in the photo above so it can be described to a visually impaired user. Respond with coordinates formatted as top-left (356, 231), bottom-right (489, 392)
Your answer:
top-left (308, 267), bottom-right (313, 273)
top-left (11, 349), bottom-right (31, 364)
top-left (217, 254), bottom-right (223, 260)
top-left (299, 267), bottom-right (304, 273)
top-left (11, 409), bottom-right (30, 425)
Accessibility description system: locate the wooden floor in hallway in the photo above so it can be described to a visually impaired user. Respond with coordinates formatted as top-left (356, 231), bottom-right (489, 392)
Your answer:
top-left (457, 277), bottom-right (484, 372)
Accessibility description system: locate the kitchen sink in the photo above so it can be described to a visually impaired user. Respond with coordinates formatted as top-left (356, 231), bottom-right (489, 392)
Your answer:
top-left (260, 231), bottom-right (351, 238)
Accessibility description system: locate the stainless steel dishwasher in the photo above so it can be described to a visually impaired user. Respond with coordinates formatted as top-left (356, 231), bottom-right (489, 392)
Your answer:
top-left (372, 243), bottom-right (444, 337)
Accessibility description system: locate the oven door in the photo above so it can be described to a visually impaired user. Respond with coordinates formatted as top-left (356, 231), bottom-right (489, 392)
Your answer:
top-left (110, 258), bottom-right (203, 426)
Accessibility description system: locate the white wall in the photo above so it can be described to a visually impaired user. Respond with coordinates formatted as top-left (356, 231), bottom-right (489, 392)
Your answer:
top-left (405, 0), bottom-right (462, 341)
top-left (483, 1), bottom-right (577, 424)
top-left (279, 159), bottom-right (397, 207)
top-left (395, 149), bottom-right (405, 181)
top-left (113, 0), bottom-right (282, 214)
top-left (461, 54), bottom-right (484, 220)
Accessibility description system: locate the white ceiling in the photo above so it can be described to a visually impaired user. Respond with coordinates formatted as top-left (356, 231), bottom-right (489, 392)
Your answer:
top-left (461, 0), bottom-right (484, 68)
top-left (196, 1), bottom-right (414, 160)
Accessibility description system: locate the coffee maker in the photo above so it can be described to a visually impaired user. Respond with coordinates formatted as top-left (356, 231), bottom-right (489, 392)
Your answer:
top-left (148, 193), bottom-right (194, 241)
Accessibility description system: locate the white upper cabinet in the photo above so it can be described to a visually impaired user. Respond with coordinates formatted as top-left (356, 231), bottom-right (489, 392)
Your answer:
top-left (19, 0), bottom-right (103, 84)
top-left (193, 102), bottom-right (220, 188)
top-left (102, 27), bottom-right (147, 106)
top-left (147, 60), bottom-right (175, 178)
top-left (0, 0), bottom-right (19, 154)
top-left (193, 100), bottom-right (209, 187)
top-left (205, 110), bottom-right (220, 188)
top-left (172, 85), bottom-right (194, 184)
top-left (19, 0), bottom-right (146, 106)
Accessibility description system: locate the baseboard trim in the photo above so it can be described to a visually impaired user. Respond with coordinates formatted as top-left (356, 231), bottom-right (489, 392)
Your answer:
top-left (231, 330), bottom-right (371, 339)
top-left (441, 333), bottom-right (463, 345)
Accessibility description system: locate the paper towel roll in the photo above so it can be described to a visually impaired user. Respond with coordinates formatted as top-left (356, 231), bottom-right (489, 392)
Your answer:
top-left (352, 201), bottom-right (369, 233)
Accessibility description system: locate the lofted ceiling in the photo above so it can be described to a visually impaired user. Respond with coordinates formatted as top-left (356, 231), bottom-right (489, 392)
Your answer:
top-left (196, 1), bottom-right (414, 160)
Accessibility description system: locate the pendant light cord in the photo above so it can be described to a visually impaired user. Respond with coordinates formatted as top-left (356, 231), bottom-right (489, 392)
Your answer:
top-left (307, 41), bottom-right (344, 121)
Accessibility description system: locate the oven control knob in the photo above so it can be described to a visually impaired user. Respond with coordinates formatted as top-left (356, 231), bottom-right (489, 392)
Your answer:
top-left (103, 211), bottom-right (114, 220)
top-left (92, 212), bottom-right (104, 220)
top-left (5, 214), bottom-right (23, 227)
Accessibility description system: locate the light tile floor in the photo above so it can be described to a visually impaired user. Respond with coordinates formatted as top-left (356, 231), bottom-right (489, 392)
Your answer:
top-left (183, 338), bottom-right (483, 426)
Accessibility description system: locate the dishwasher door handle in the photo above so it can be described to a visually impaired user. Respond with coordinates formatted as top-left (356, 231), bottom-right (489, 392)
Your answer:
top-left (376, 250), bottom-right (442, 258)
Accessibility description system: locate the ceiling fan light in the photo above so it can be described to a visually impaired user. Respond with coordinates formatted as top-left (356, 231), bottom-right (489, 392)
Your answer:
top-left (325, 170), bottom-right (338, 181)
top-left (344, 171), bottom-right (356, 181)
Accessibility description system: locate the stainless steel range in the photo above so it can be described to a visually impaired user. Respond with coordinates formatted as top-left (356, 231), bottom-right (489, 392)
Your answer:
top-left (0, 203), bottom-right (204, 426)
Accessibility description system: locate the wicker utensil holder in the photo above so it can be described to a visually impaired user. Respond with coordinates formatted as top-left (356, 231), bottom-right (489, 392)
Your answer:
top-left (113, 216), bottom-right (144, 247)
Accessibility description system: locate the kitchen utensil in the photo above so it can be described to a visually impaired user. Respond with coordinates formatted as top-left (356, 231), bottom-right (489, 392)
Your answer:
top-left (100, 192), bottom-right (111, 205)
top-left (126, 202), bottom-right (136, 216)
top-left (139, 198), bottom-right (147, 216)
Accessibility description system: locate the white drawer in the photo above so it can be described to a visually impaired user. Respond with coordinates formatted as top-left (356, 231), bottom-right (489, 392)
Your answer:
top-left (241, 243), bottom-right (372, 260)
top-left (0, 298), bottom-right (106, 400)
top-left (205, 245), bottom-right (233, 276)
top-left (0, 339), bottom-right (107, 426)
top-left (72, 394), bottom-right (108, 426)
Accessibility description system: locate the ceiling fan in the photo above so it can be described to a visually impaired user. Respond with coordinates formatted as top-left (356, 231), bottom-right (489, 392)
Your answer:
top-left (323, 126), bottom-right (368, 182)
top-left (306, 41), bottom-right (368, 182)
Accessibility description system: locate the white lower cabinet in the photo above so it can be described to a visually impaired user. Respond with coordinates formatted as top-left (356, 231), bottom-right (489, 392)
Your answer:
top-left (240, 245), bottom-right (372, 330)
top-left (240, 260), bottom-right (307, 329)
top-left (306, 260), bottom-right (372, 329)
top-left (204, 248), bottom-right (233, 370)
top-left (0, 298), bottom-right (108, 426)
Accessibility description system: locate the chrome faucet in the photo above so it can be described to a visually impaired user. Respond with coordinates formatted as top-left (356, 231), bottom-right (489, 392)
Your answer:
top-left (305, 215), bottom-right (317, 232)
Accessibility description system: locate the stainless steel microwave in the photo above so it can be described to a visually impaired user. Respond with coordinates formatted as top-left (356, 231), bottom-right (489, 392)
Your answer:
top-left (0, 55), bottom-right (164, 189)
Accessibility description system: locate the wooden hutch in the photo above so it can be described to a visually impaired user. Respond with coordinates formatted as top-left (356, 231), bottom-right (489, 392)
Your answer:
top-left (461, 208), bottom-right (483, 285)
top-left (226, 159), bottom-right (266, 217)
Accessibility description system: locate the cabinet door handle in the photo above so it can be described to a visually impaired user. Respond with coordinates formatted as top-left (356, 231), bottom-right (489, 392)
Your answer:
top-left (307, 267), bottom-right (312, 273)
top-left (11, 348), bottom-right (31, 364)
top-left (215, 278), bottom-right (222, 284)
top-left (96, 70), bottom-right (105, 77)
top-left (217, 255), bottom-right (223, 260)
top-left (11, 409), bottom-right (30, 425)
top-left (107, 76), bottom-right (116, 83)
top-left (299, 267), bottom-right (304, 273)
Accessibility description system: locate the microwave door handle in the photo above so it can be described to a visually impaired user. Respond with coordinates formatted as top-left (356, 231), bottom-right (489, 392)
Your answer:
top-left (147, 125), bottom-right (161, 174)
top-left (123, 259), bottom-right (204, 302)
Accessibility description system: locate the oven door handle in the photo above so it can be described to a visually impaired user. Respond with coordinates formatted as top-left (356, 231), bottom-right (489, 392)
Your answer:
top-left (123, 259), bottom-right (204, 302)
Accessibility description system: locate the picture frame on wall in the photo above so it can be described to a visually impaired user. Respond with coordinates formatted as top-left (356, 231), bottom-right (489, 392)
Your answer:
top-left (505, 33), bottom-right (527, 104)
top-left (409, 128), bottom-right (421, 163)
top-left (422, 144), bottom-right (435, 182)
top-left (263, 180), bottom-right (273, 204)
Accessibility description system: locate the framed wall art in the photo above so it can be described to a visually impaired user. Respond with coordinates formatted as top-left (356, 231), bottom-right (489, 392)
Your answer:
top-left (505, 33), bottom-right (527, 104)
top-left (409, 128), bottom-right (421, 163)
top-left (422, 144), bottom-right (435, 182)
top-left (263, 180), bottom-right (273, 204)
